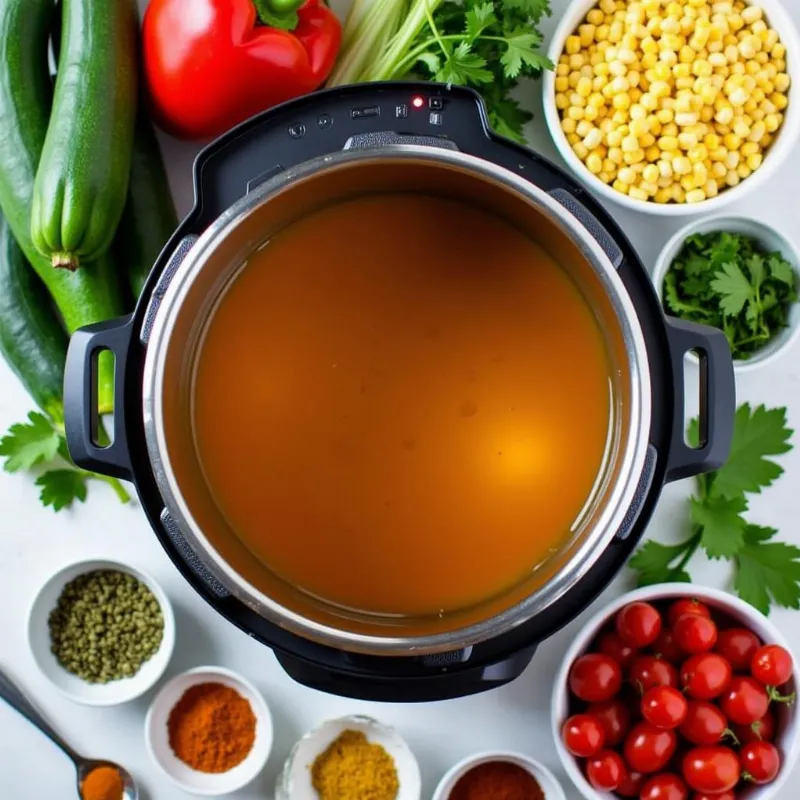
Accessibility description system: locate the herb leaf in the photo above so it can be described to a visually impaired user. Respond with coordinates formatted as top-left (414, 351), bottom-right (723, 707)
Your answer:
top-left (437, 42), bottom-right (494, 85)
top-left (691, 495), bottom-right (747, 558)
top-left (0, 411), bottom-right (61, 473)
top-left (735, 526), bottom-right (800, 615)
top-left (710, 262), bottom-right (754, 317)
top-left (628, 540), bottom-right (694, 586)
top-left (501, 30), bottom-right (549, 79)
top-left (36, 470), bottom-right (88, 512)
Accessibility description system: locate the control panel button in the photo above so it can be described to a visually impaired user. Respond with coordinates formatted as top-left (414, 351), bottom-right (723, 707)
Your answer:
top-left (317, 113), bottom-right (333, 130)
top-left (288, 122), bottom-right (306, 139)
top-left (429, 111), bottom-right (443, 126)
top-left (429, 97), bottom-right (443, 110)
top-left (395, 104), bottom-right (408, 118)
top-left (351, 106), bottom-right (380, 119)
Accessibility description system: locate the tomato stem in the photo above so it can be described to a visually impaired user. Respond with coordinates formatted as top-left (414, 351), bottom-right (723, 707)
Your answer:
top-left (722, 727), bottom-right (740, 746)
top-left (251, 0), bottom-right (304, 29)
top-left (767, 686), bottom-right (796, 704)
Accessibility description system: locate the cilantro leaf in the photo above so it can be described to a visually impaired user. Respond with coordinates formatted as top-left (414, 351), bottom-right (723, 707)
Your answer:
top-left (735, 526), bottom-right (800, 615)
top-left (483, 88), bottom-right (531, 142)
top-left (628, 540), bottom-right (694, 586)
top-left (692, 495), bottom-right (747, 558)
top-left (747, 254), bottom-right (765, 291)
top-left (710, 404), bottom-right (792, 499)
top-left (36, 469), bottom-right (88, 512)
top-left (416, 51), bottom-right (441, 75)
top-left (711, 262), bottom-right (754, 317)
top-left (0, 412), bottom-right (61, 473)
top-left (768, 255), bottom-right (795, 285)
top-left (501, 31), bottom-right (550, 79)
top-left (464, 3), bottom-right (496, 40)
top-left (501, 0), bottom-right (551, 20)
top-left (437, 42), bottom-right (493, 85)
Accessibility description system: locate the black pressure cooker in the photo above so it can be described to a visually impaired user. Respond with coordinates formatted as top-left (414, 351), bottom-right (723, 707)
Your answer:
top-left (64, 82), bottom-right (735, 702)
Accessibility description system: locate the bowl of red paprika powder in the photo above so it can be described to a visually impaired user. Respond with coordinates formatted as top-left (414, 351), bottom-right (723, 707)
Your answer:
top-left (144, 665), bottom-right (273, 795)
top-left (432, 751), bottom-right (566, 800)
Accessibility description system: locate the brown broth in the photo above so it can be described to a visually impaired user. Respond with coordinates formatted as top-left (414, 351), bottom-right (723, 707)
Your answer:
top-left (193, 193), bottom-right (611, 616)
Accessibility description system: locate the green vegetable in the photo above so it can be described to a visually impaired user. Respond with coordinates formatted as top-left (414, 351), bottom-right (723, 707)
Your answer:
top-left (48, 570), bottom-right (164, 683)
top-left (31, 0), bottom-right (139, 270)
top-left (0, 0), bottom-right (123, 412)
top-left (0, 212), bottom-right (67, 424)
top-left (114, 113), bottom-right (178, 304)
top-left (0, 411), bottom-right (130, 510)
top-left (662, 231), bottom-right (797, 361)
top-left (327, 0), bottom-right (553, 143)
top-left (629, 404), bottom-right (799, 615)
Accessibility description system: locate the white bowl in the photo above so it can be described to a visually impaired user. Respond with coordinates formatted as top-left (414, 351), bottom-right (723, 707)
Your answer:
top-left (552, 584), bottom-right (800, 800)
top-left (432, 751), bottom-right (566, 800)
top-left (543, 0), bottom-right (800, 216)
top-left (145, 666), bottom-right (273, 796)
top-left (652, 214), bottom-right (800, 371)
top-left (276, 715), bottom-right (421, 800)
top-left (27, 558), bottom-right (176, 706)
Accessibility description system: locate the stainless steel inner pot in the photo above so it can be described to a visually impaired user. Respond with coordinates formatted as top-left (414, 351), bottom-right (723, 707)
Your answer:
top-left (142, 146), bottom-right (652, 655)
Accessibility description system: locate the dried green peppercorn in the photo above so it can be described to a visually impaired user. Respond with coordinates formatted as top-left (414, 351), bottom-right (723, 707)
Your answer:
top-left (48, 569), bottom-right (164, 683)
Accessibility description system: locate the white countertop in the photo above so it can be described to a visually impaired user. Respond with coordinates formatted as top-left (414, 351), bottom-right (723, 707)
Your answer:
top-left (2, 3), bottom-right (800, 798)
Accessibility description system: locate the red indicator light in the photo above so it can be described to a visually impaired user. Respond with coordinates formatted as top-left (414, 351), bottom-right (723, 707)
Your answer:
top-left (411, 95), bottom-right (425, 109)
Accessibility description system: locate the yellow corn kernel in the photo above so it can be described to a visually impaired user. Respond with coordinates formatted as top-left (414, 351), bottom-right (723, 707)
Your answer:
top-left (662, 122), bottom-right (680, 136)
top-left (603, 158), bottom-right (617, 173)
top-left (654, 187), bottom-right (673, 203)
top-left (600, 118), bottom-right (615, 134)
top-left (715, 105), bottom-right (734, 124)
top-left (568, 107), bottom-right (585, 121)
top-left (737, 163), bottom-right (752, 179)
top-left (680, 173), bottom-right (697, 191)
top-left (565, 35), bottom-right (582, 55)
top-left (643, 163), bottom-right (660, 183)
top-left (629, 186), bottom-right (650, 201)
top-left (631, 117), bottom-right (650, 137)
top-left (686, 188), bottom-right (707, 203)
top-left (639, 180), bottom-right (659, 196)
top-left (612, 93), bottom-right (631, 111)
top-left (584, 105), bottom-right (599, 122)
top-left (732, 119), bottom-right (751, 138)
top-left (577, 77), bottom-right (594, 98)
top-left (764, 113), bottom-right (781, 133)
top-left (624, 148), bottom-right (646, 164)
top-left (617, 166), bottom-right (637, 185)
top-left (641, 132), bottom-right (657, 148)
top-left (641, 93), bottom-right (659, 111)
top-left (580, 24), bottom-right (597, 47)
top-left (659, 135), bottom-right (680, 151)
top-left (705, 179), bottom-right (719, 198)
top-left (622, 134), bottom-right (640, 152)
top-left (562, 117), bottom-right (577, 134)
top-left (608, 146), bottom-right (624, 165)
top-left (673, 155), bottom-right (692, 174)
top-left (658, 159), bottom-right (674, 178)
top-left (646, 144), bottom-right (662, 162)
top-left (693, 162), bottom-right (709, 184)
top-left (573, 142), bottom-right (590, 160)
top-left (567, 133), bottom-right (581, 145)
top-left (740, 141), bottom-right (759, 157)
top-left (771, 92), bottom-right (789, 111)
top-left (586, 153), bottom-right (604, 174)
top-left (726, 169), bottom-right (740, 186)
top-left (584, 128), bottom-right (605, 150)
top-left (674, 62), bottom-right (692, 79)
top-left (712, 161), bottom-right (728, 178)
top-left (657, 107), bottom-right (675, 124)
top-left (672, 184), bottom-right (687, 202)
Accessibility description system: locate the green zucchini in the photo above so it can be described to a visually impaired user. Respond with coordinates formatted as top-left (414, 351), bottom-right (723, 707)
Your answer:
top-left (115, 113), bottom-right (178, 304)
top-left (0, 211), bottom-right (67, 425)
top-left (0, 0), bottom-right (122, 413)
top-left (31, 0), bottom-right (138, 270)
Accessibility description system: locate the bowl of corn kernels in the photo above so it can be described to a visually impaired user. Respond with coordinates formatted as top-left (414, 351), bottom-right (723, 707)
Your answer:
top-left (543, 0), bottom-right (800, 214)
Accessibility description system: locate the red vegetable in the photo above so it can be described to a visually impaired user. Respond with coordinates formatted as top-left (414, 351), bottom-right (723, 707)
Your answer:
top-left (667, 599), bottom-right (711, 627)
top-left (616, 601), bottom-right (662, 648)
top-left (673, 614), bottom-right (718, 654)
top-left (587, 699), bottom-right (631, 747)
top-left (740, 740), bottom-right (781, 784)
top-left (616, 770), bottom-right (646, 797)
top-left (562, 714), bottom-right (605, 758)
top-left (642, 686), bottom-right (689, 729)
top-left (691, 792), bottom-right (734, 800)
top-left (752, 644), bottom-right (794, 687)
top-left (680, 701), bottom-right (730, 746)
top-left (623, 722), bottom-right (677, 774)
top-left (569, 653), bottom-right (622, 703)
top-left (715, 628), bottom-right (761, 672)
top-left (640, 773), bottom-right (689, 800)
top-left (630, 655), bottom-right (679, 694)
top-left (654, 629), bottom-right (684, 663)
top-left (732, 710), bottom-right (776, 744)
top-left (597, 631), bottom-right (639, 670)
top-left (720, 676), bottom-right (770, 725)
top-left (142, 0), bottom-right (342, 140)
top-left (586, 750), bottom-right (626, 790)
top-left (681, 654), bottom-right (732, 700)
top-left (681, 746), bottom-right (740, 794)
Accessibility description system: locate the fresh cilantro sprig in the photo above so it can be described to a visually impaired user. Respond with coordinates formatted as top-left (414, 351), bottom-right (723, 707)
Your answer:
top-left (629, 404), bottom-right (799, 615)
top-left (662, 232), bottom-right (798, 361)
top-left (0, 411), bottom-right (130, 512)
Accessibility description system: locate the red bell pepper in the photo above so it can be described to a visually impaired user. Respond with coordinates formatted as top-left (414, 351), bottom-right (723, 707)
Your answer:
top-left (142, 0), bottom-right (342, 141)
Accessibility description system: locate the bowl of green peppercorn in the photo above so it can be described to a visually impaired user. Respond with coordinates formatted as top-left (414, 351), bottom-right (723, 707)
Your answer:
top-left (27, 558), bottom-right (176, 706)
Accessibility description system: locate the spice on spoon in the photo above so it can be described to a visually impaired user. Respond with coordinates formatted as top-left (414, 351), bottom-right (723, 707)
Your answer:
top-left (167, 682), bottom-right (256, 773)
top-left (80, 765), bottom-right (124, 800)
top-left (311, 729), bottom-right (399, 800)
top-left (449, 761), bottom-right (545, 800)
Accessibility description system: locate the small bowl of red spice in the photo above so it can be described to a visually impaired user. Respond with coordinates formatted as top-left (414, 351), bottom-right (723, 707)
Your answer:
top-left (432, 752), bottom-right (566, 800)
top-left (144, 665), bottom-right (273, 796)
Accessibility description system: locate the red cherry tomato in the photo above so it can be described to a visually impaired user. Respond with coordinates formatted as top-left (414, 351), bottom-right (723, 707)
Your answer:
top-left (667, 599), bottom-right (711, 627)
top-left (732, 710), bottom-right (776, 745)
top-left (752, 644), bottom-right (794, 687)
top-left (586, 749), bottom-right (627, 790)
top-left (587, 699), bottom-right (631, 747)
top-left (692, 792), bottom-right (734, 800)
top-left (569, 653), bottom-right (623, 703)
top-left (616, 601), bottom-right (663, 648)
top-left (623, 722), bottom-right (677, 774)
top-left (679, 701), bottom-right (729, 746)
top-left (561, 714), bottom-right (605, 757)
top-left (681, 746), bottom-right (740, 793)
top-left (654, 629), bottom-right (685, 663)
top-left (630, 655), bottom-right (680, 693)
top-left (715, 628), bottom-right (761, 672)
top-left (740, 740), bottom-right (781, 784)
top-left (681, 653), bottom-right (732, 700)
top-left (640, 773), bottom-right (689, 800)
top-left (597, 631), bottom-right (639, 670)
top-left (615, 770), bottom-right (645, 797)
top-left (642, 686), bottom-right (689, 729)
top-left (720, 676), bottom-right (770, 725)
top-left (673, 614), bottom-right (718, 654)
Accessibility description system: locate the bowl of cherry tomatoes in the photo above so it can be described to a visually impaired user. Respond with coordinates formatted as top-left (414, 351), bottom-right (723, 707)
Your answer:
top-left (552, 584), bottom-right (799, 800)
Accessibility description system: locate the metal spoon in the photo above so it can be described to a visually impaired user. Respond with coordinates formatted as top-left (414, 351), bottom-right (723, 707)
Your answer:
top-left (0, 666), bottom-right (138, 800)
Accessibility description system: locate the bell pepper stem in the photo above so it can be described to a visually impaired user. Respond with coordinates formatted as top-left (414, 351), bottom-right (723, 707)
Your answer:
top-left (252, 0), bottom-right (304, 28)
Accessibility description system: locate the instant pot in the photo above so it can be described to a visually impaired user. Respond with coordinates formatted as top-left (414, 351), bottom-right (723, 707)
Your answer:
top-left (64, 82), bottom-right (735, 702)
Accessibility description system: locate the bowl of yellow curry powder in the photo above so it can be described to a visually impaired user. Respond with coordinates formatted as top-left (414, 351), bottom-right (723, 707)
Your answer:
top-left (277, 715), bottom-right (421, 800)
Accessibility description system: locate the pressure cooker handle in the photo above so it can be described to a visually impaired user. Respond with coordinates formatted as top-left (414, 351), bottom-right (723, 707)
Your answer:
top-left (664, 317), bottom-right (735, 483)
top-left (63, 316), bottom-right (134, 481)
